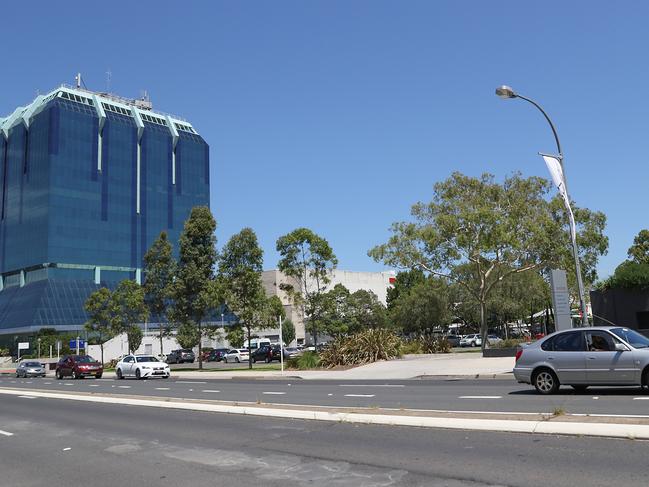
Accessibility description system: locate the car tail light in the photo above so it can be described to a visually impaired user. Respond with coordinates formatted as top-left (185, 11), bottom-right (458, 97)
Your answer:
top-left (515, 349), bottom-right (523, 362)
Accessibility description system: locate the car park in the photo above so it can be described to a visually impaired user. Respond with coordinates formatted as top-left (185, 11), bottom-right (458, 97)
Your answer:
top-left (116, 355), bottom-right (170, 380)
top-left (446, 334), bottom-right (462, 347)
top-left (282, 347), bottom-right (302, 359)
top-left (165, 349), bottom-right (195, 364)
top-left (16, 361), bottom-right (46, 378)
top-left (56, 355), bottom-right (103, 379)
top-left (224, 349), bottom-right (250, 363)
top-left (514, 326), bottom-right (649, 394)
top-left (207, 348), bottom-right (229, 362)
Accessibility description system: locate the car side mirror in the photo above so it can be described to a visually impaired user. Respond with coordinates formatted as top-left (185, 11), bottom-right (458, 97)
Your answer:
top-left (615, 343), bottom-right (628, 352)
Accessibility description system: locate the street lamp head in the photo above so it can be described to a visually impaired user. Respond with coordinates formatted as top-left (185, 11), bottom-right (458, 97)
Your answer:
top-left (495, 85), bottom-right (517, 99)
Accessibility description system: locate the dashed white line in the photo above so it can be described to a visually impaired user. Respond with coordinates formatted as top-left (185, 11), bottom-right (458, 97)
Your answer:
top-left (88, 384), bottom-right (99, 387)
top-left (18, 395), bottom-right (36, 399)
top-left (339, 384), bottom-right (404, 388)
top-left (175, 381), bottom-right (207, 384)
top-left (262, 392), bottom-right (286, 395)
top-left (155, 387), bottom-right (170, 391)
top-left (202, 390), bottom-right (220, 393)
top-left (0, 429), bottom-right (14, 437)
top-left (633, 397), bottom-right (649, 400)
top-left (117, 386), bottom-right (131, 389)
top-left (459, 396), bottom-right (502, 399)
top-left (44, 382), bottom-right (52, 385)
top-left (344, 394), bottom-right (375, 398)
top-left (64, 383), bottom-right (74, 386)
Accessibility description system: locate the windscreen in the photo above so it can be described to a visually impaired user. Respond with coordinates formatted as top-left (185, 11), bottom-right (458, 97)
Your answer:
top-left (136, 356), bottom-right (159, 363)
top-left (610, 328), bottom-right (649, 349)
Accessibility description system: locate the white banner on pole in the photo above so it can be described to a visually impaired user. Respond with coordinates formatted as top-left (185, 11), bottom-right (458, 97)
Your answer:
top-left (542, 154), bottom-right (577, 241)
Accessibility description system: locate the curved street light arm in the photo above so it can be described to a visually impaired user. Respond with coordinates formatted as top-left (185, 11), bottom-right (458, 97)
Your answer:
top-left (513, 94), bottom-right (562, 158)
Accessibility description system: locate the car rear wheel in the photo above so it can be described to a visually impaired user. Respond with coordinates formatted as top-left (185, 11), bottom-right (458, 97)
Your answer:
top-left (642, 368), bottom-right (649, 392)
top-left (116, 369), bottom-right (123, 380)
top-left (533, 369), bottom-right (559, 395)
top-left (72, 370), bottom-right (79, 380)
top-left (235, 357), bottom-right (240, 363)
top-left (135, 369), bottom-right (141, 380)
top-left (265, 357), bottom-right (271, 363)
top-left (56, 369), bottom-right (63, 380)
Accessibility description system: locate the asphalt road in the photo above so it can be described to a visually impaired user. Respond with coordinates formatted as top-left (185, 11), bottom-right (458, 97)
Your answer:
top-left (2, 376), bottom-right (649, 416)
top-left (1, 393), bottom-right (648, 487)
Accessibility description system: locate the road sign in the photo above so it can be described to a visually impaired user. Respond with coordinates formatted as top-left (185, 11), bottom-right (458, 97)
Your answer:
top-left (69, 339), bottom-right (86, 349)
top-left (550, 269), bottom-right (572, 331)
top-left (18, 342), bottom-right (29, 350)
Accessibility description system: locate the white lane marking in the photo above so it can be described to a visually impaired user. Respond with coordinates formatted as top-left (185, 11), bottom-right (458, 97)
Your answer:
top-left (459, 396), bottom-right (503, 399)
top-left (64, 383), bottom-right (74, 386)
top-left (339, 384), bottom-right (405, 388)
top-left (262, 392), bottom-right (286, 395)
top-left (592, 397), bottom-right (599, 400)
top-left (25, 381), bottom-right (32, 384)
top-left (155, 387), bottom-right (170, 391)
top-left (44, 382), bottom-right (52, 385)
top-left (97, 379), bottom-right (114, 381)
top-left (344, 394), bottom-right (375, 398)
top-left (202, 390), bottom-right (220, 393)
top-left (327, 393), bottom-right (333, 396)
top-left (0, 429), bottom-right (14, 437)
top-left (175, 381), bottom-right (207, 384)
top-left (188, 389), bottom-right (194, 392)
top-left (18, 395), bottom-right (37, 399)
top-left (62, 447), bottom-right (71, 451)
top-left (88, 384), bottom-right (99, 387)
top-left (633, 397), bottom-right (649, 400)
top-left (117, 386), bottom-right (131, 389)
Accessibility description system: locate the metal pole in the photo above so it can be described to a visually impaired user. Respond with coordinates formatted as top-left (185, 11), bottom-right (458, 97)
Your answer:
top-left (76, 336), bottom-right (80, 355)
top-left (279, 315), bottom-right (284, 375)
top-left (513, 93), bottom-right (588, 326)
top-left (38, 338), bottom-right (41, 358)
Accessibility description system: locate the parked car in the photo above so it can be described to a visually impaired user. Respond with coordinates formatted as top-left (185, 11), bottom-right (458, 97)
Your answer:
top-left (165, 349), bottom-right (195, 364)
top-left (486, 335), bottom-right (503, 346)
top-left (200, 348), bottom-right (214, 362)
top-left (514, 326), bottom-right (649, 395)
top-left (445, 334), bottom-right (462, 347)
top-left (282, 347), bottom-right (302, 359)
top-left (116, 355), bottom-right (170, 380)
top-left (253, 345), bottom-right (283, 363)
top-left (207, 348), bottom-right (230, 362)
top-left (16, 361), bottom-right (46, 378)
top-left (56, 355), bottom-right (103, 379)
top-left (460, 334), bottom-right (482, 347)
top-left (224, 349), bottom-right (250, 363)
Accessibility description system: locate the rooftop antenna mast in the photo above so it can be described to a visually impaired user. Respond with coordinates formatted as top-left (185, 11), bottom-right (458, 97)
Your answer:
top-left (75, 73), bottom-right (82, 89)
top-left (106, 69), bottom-right (112, 93)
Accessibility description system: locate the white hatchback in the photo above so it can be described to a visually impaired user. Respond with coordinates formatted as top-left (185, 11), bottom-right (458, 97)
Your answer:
top-left (116, 355), bottom-right (170, 380)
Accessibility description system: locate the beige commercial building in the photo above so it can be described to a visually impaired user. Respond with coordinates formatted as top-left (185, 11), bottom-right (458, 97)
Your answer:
top-left (261, 269), bottom-right (395, 345)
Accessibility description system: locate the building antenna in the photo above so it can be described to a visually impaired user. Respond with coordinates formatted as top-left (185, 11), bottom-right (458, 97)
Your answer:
top-left (106, 69), bottom-right (112, 93)
top-left (75, 73), bottom-right (82, 89)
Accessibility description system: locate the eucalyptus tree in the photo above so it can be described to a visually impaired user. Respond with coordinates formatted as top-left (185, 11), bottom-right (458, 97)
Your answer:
top-left (276, 228), bottom-right (338, 347)
top-left (84, 287), bottom-right (115, 364)
top-left (370, 172), bottom-right (607, 349)
top-left (111, 280), bottom-right (148, 354)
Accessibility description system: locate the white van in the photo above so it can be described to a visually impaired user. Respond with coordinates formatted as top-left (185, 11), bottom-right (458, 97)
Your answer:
top-left (243, 338), bottom-right (271, 350)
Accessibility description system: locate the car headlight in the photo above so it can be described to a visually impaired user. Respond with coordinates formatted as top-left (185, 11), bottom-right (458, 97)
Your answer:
top-left (141, 366), bottom-right (151, 369)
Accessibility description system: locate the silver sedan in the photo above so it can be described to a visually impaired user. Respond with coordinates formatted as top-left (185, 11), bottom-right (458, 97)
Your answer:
top-left (16, 361), bottom-right (46, 378)
top-left (514, 326), bottom-right (649, 394)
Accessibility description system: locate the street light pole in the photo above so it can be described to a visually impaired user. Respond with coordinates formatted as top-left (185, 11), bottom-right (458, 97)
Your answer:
top-left (496, 85), bottom-right (588, 326)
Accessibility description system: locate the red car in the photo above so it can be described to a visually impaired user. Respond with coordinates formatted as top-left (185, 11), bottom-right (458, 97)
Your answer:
top-left (55, 355), bottom-right (103, 379)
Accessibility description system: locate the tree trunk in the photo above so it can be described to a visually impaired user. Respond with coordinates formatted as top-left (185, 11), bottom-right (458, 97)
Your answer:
top-left (247, 326), bottom-right (252, 370)
top-left (480, 300), bottom-right (487, 352)
top-left (100, 342), bottom-right (104, 366)
top-left (198, 320), bottom-right (203, 370)
top-left (159, 325), bottom-right (164, 360)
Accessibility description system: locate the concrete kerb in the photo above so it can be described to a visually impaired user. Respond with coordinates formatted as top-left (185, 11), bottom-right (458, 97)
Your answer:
top-left (1, 387), bottom-right (648, 440)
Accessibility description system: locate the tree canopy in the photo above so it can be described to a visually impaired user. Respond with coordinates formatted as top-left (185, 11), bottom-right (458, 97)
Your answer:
top-left (369, 172), bottom-right (607, 348)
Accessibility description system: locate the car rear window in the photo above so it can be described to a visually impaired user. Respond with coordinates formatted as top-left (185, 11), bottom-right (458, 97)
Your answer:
top-left (545, 331), bottom-right (584, 352)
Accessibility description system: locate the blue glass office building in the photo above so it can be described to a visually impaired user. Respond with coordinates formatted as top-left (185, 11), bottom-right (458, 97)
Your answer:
top-left (0, 87), bottom-right (209, 342)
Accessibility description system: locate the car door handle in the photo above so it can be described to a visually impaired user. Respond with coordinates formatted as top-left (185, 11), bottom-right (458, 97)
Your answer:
top-left (547, 357), bottom-right (554, 360)
top-left (588, 357), bottom-right (596, 360)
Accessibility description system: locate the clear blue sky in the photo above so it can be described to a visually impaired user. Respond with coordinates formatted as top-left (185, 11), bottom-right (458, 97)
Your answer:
top-left (2, 1), bottom-right (647, 279)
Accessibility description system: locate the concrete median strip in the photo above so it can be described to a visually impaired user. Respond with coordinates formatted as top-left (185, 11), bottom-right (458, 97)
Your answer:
top-left (1, 387), bottom-right (649, 440)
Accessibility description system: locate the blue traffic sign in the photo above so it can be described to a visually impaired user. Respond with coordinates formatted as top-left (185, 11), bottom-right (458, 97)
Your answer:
top-left (69, 339), bottom-right (86, 349)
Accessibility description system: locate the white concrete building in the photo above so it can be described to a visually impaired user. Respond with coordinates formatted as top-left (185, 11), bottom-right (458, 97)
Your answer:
top-left (261, 269), bottom-right (395, 345)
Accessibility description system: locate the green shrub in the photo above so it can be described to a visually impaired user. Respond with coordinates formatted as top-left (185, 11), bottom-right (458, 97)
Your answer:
top-left (320, 329), bottom-right (402, 367)
top-left (419, 334), bottom-right (451, 354)
top-left (599, 261), bottom-right (649, 290)
top-left (0, 347), bottom-right (10, 357)
top-left (287, 351), bottom-right (321, 370)
top-left (400, 340), bottom-right (424, 354)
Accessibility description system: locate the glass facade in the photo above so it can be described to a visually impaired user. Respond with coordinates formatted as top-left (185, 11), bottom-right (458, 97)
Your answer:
top-left (0, 90), bottom-right (210, 339)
